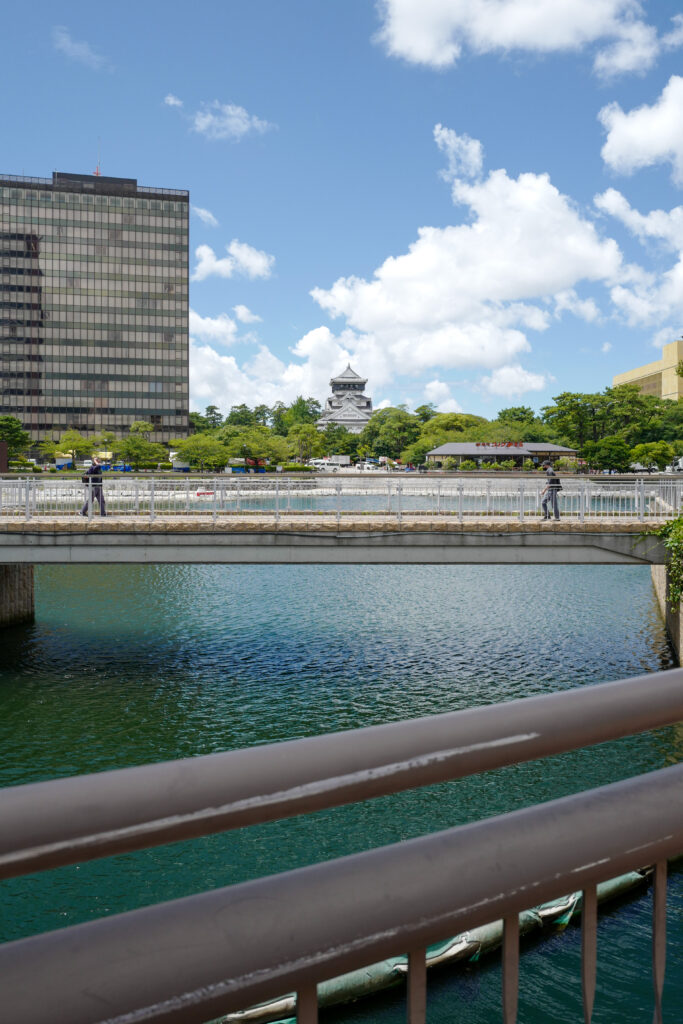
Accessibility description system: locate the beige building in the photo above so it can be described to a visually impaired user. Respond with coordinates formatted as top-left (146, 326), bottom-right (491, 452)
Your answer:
top-left (612, 339), bottom-right (683, 400)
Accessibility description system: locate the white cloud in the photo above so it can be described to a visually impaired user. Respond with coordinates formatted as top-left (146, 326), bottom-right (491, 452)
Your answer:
top-left (479, 365), bottom-right (547, 397)
top-left (553, 289), bottom-right (601, 322)
top-left (601, 341), bottom-right (612, 353)
top-left (423, 379), bottom-right (462, 412)
top-left (164, 94), bottom-right (183, 108)
top-left (189, 309), bottom-right (238, 347)
top-left (434, 124), bottom-right (483, 181)
top-left (375, 0), bottom-right (674, 77)
top-left (599, 76), bottom-right (683, 184)
top-left (233, 304), bottom-right (262, 323)
top-left (192, 206), bottom-right (219, 228)
top-left (189, 325), bottom-right (356, 414)
top-left (192, 240), bottom-right (275, 282)
top-left (593, 19), bottom-right (658, 78)
top-left (311, 128), bottom-right (622, 385)
top-left (595, 188), bottom-right (683, 251)
top-left (53, 26), bottom-right (110, 71)
top-left (192, 100), bottom-right (274, 141)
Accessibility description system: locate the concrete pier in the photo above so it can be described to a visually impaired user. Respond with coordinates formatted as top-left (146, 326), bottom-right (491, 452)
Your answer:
top-left (651, 564), bottom-right (683, 662)
top-left (0, 565), bottom-right (34, 627)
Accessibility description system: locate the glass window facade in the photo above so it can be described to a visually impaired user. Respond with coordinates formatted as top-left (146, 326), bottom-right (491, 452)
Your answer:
top-left (0, 171), bottom-right (189, 444)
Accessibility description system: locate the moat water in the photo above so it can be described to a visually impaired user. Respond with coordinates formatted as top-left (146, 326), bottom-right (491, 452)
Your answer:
top-left (1, 564), bottom-right (682, 1022)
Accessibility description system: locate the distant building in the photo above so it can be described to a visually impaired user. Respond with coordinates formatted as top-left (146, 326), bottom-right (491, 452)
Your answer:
top-left (425, 442), bottom-right (577, 466)
top-left (612, 339), bottom-right (683, 401)
top-left (0, 171), bottom-right (190, 444)
top-left (317, 365), bottom-right (373, 434)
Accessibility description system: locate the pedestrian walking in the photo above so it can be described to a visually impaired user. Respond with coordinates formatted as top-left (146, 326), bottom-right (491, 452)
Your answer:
top-left (79, 457), bottom-right (106, 517)
top-left (540, 459), bottom-right (562, 521)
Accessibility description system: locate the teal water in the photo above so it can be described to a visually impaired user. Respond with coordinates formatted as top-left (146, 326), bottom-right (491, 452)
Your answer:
top-left (1, 564), bottom-right (682, 1022)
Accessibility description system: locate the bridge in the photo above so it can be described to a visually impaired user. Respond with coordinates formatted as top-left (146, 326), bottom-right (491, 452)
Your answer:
top-left (0, 515), bottom-right (669, 565)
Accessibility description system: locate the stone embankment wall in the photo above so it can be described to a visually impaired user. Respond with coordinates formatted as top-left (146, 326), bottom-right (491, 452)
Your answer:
top-left (0, 565), bottom-right (34, 627)
top-left (651, 565), bottom-right (682, 661)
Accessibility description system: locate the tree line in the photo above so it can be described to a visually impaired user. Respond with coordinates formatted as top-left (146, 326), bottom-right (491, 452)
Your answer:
top-left (3, 382), bottom-right (683, 471)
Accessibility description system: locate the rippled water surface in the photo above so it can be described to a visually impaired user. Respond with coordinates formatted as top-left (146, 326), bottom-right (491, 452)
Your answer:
top-left (1, 564), bottom-right (682, 1022)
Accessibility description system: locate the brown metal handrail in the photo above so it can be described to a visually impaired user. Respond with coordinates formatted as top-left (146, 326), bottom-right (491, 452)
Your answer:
top-left (1, 669), bottom-right (682, 879)
top-left (1, 670), bottom-right (682, 1024)
top-left (1, 765), bottom-right (681, 1024)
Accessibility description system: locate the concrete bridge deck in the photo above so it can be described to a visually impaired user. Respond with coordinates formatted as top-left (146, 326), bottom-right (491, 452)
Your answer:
top-left (0, 515), bottom-right (668, 564)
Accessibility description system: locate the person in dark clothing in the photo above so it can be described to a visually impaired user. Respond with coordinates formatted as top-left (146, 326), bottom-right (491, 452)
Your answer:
top-left (540, 459), bottom-right (561, 521)
top-left (79, 457), bottom-right (106, 517)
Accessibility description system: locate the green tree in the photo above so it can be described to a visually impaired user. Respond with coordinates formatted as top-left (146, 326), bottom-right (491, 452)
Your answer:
top-left (0, 416), bottom-right (30, 457)
top-left (130, 420), bottom-right (154, 437)
top-left (582, 436), bottom-right (632, 473)
top-left (59, 430), bottom-right (92, 464)
top-left (287, 423), bottom-right (325, 463)
top-left (173, 434), bottom-right (229, 471)
top-left (224, 427), bottom-right (289, 464)
top-left (320, 423), bottom-right (359, 458)
top-left (359, 408), bottom-right (421, 459)
top-left (414, 404), bottom-right (436, 424)
top-left (496, 406), bottom-right (535, 423)
top-left (189, 411), bottom-right (210, 433)
top-left (225, 404), bottom-right (255, 427)
top-left (630, 441), bottom-right (675, 470)
top-left (542, 392), bottom-right (609, 448)
top-left (118, 435), bottom-right (167, 471)
top-left (205, 405), bottom-right (224, 429)
top-left (253, 404), bottom-right (271, 426)
top-left (280, 396), bottom-right (322, 433)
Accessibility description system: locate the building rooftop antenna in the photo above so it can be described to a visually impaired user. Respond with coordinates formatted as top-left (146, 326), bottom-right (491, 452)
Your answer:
top-left (94, 138), bottom-right (101, 177)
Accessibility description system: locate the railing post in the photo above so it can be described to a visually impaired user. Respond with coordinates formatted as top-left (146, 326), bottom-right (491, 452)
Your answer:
top-left (150, 477), bottom-right (155, 523)
top-left (437, 481), bottom-right (441, 515)
top-left (407, 947), bottom-right (426, 1024)
top-left (518, 482), bottom-right (524, 523)
top-left (652, 860), bottom-right (667, 1024)
top-left (639, 477), bottom-right (645, 523)
top-left (335, 482), bottom-right (341, 528)
top-left (212, 482), bottom-right (217, 524)
top-left (582, 884), bottom-right (597, 1024)
top-left (458, 482), bottom-right (464, 522)
top-left (24, 477), bottom-right (30, 522)
top-left (486, 479), bottom-right (491, 516)
top-left (87, 475), bottom-right (93, 522)
top-left (579, 480), bottom-right (585, 523)
top-left (287, 475), bottom-right (291, 513)
top-left (397, 482), bottom-right (402, 526)
top-left (502, 913), bottom-right (519, 1024)
top-left (135, 480), bottom-right (140, 516)
top-left (275, 475), bottom-right (280, 526)
top-left (297, 985), bottom-right (318, 1024)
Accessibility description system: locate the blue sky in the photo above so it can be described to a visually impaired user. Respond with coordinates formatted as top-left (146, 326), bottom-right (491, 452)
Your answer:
top-left (6, 1), bottom-right (683, 418)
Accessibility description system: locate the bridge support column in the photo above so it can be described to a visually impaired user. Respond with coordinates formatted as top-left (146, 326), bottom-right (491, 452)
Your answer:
top-left (652, 565), bottom-right (682, 662)
top-left (0, 565), bottom-right (34, 628)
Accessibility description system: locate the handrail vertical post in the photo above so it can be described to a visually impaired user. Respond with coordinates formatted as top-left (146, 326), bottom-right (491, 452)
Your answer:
top-left (458, 482), bottom-right (464, 522)
top-left (518, 482), bottom-right (524, 523)
top-left (296, 985), bottom-right (318, 1024)
top-left (87, 475), bottom-right (93, 522)
top-left (407, 947), bottom-right (427, 1024)
top-left (652, 860), bottom-right (667, 1024)
top-left (579, 480), bottom-right (585, 523)
top-left (336, 482), bottom-right (341, 528)
top-left (639, 477), bottom-right (645, 523)
top-left (275, 475), bottom-right (280, 526)
top-left (150, 477), bottom-right (155, 523)
top-left (397, 482), bottom-right (402, 526)
top-left (581, 884), bottom-right (597, 1023)
top-left (502, 914), bottom-right (519, 1024)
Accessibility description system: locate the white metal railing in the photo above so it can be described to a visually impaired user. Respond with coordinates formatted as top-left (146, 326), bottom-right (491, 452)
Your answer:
top-left (0, 475), bottom-right (681, 523)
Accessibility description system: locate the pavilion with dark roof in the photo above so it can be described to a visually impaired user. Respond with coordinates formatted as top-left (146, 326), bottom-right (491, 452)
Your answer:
top-left (425, 442), bottom-right (577, 466)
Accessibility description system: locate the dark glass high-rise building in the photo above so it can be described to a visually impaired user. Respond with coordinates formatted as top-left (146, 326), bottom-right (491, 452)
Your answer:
top-left (0, 171), bottom-right (189, 444)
